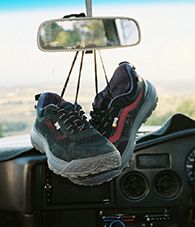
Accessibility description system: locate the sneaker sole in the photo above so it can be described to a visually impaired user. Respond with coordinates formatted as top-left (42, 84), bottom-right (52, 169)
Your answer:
top-left (69, 80), bottom-right (158, 186)
top-left (30, 127), bottom-right (121, 178)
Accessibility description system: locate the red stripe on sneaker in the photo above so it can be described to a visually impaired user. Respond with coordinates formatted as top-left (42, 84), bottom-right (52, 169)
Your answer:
top-left (45, 119), bottom-right (56, 130)
top-left (109, 90), bottom-right (144, 143)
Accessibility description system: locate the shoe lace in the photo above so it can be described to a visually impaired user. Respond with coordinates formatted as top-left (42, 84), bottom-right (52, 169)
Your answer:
top-left (90, 107), bottom-right (115, 135)
top-left (90, 109), bottom-right (105, 124)
top-left (57, 105), bottom-right (90, 134)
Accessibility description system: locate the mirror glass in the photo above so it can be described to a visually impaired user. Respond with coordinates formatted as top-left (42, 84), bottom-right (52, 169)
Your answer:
top-left (37, 17), bottom-right (141, 51)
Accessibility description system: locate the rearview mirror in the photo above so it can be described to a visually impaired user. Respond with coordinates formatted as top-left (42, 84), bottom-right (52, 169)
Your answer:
top-left (37, 17), bottom-right (141, 52)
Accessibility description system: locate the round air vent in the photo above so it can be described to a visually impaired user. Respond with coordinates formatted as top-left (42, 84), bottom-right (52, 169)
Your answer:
top-left (120, 171), bottom-right (148, 200)
top-left (154, 170), bottom-right (181, 199)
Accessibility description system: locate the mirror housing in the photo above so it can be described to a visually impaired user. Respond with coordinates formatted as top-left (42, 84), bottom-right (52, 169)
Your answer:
top-left (37, 17), bottom-right (141, 52)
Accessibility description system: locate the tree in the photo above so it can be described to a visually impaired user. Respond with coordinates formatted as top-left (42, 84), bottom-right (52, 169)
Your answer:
top-left (0, 124), bottom-right (4, 138)
top-left (176, 99), bottom-right (195, 119)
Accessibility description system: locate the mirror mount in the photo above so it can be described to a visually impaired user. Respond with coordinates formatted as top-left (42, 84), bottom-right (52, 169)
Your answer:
top-left (85, 0), bottom-right (93, 17)
top-left (63, 13), bottom-right (86, 19)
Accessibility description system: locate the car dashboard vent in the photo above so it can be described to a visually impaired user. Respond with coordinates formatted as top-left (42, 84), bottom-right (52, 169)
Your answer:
top-left (154, 170), bottom-right (181, 199)
top-left (120, 171), bottom-right (148, 200)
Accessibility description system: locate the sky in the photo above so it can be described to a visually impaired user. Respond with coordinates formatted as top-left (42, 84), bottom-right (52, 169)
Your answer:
top-left (0, 0), bottom-right (195, 92)
top-left (1, 0), bottom-right (195, 10)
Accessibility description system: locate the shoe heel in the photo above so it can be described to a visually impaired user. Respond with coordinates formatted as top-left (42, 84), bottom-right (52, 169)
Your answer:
top-left (142, 81), bottom-right (158, 124)
top-left (121, 80), bottom-right (158, 167)
top-left (30, 127), bottom-right (47, 154)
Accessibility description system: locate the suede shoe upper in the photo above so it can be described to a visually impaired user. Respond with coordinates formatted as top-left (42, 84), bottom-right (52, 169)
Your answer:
top-left (34, 92), bottom-right (118, 162)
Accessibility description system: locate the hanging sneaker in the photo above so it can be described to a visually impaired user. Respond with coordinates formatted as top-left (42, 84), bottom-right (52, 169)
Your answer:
top-left (68, 62), bottom-right (158, 185)
top-left (30, 92), bottom-right (121, 178)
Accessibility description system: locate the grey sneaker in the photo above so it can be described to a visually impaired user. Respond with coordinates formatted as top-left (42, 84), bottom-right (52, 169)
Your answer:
top-left (68, 62), bottom-right (158, 185)
top-left (30, 92), bottom-right (121, 178)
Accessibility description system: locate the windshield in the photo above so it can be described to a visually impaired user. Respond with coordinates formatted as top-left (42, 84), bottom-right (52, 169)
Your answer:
top-left (0, 0), bottom-right (195, 137)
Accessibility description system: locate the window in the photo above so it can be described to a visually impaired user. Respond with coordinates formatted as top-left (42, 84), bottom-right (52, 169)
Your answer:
top-left (0, 0), bottom-right (195, 137)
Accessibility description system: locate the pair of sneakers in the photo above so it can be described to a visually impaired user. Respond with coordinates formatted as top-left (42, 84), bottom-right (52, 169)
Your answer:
top-left (30, 62), bottom-right (158, 186)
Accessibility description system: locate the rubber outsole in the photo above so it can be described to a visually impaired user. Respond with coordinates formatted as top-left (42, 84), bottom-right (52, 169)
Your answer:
top-left (30, 127), bottom-right (121, 178)
top-left (68, 80), bottom-right (158, 186)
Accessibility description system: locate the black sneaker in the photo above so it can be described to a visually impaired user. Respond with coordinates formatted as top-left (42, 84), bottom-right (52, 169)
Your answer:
top-left (68, 62), bottom-right (158, 185)
top-left (30, 92), bottom-right (121, 178)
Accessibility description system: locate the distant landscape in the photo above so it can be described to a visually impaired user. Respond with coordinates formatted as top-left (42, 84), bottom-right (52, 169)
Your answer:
top-left (0, 80), bottom-right (195, 138)
top-left (0, 83), bottom-right (96, 137)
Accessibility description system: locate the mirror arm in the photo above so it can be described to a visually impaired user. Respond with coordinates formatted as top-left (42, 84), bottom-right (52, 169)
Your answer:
top-left (85, 0), bottom-right (93, 53)
top-left (85, 0), bottom-right (92, 17)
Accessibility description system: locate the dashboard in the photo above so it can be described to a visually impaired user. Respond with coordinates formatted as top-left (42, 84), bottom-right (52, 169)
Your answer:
top-left (0, 129), bottom-right (195, 227)
top-left (120, 133), bottom-right (194, 204)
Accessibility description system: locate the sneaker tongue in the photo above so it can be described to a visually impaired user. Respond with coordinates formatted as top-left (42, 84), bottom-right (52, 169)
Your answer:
top-left (93, 89), bottom-right (111, 110)
top-left (93, 63), bottom-right (132, 110)
top-left (108, 63), bottom-right (132, 97)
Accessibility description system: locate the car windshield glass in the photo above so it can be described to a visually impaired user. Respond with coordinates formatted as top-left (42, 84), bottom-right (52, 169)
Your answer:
top-left (0, 0), bottom-right (195, 137)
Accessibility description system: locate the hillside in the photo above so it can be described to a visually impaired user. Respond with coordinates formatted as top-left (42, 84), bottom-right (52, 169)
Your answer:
top-left (0, 81), bottom-right (195, 137)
